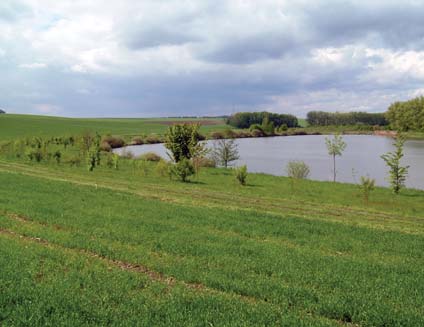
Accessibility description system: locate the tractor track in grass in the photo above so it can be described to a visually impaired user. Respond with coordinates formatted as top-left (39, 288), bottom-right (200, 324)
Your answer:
top-left (1, 161), bottom-right (423, 235)
top-left (0, 227), bottom-right (356, 327)
top-left (1, 210), bottom-right (413, 268)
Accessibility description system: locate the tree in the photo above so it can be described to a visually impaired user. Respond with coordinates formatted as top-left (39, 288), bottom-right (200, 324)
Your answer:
top-left (381, 135), bottom-right (409, 194)
top-left (164, 123), bottom-right (200, 162)
top-left (325, 134), bottom-right (347, 182)
top-left (211, 138), bottom-right (239, 168)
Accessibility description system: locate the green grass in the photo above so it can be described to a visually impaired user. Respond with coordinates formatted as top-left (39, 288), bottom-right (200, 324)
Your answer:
top-left (0, 114), bottom-right (228, 140)
top-left (1, 156), bottom-right (424, 326)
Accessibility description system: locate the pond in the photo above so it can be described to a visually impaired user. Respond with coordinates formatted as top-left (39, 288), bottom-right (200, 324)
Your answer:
top-left (114, 135), bottom-right (424, 189)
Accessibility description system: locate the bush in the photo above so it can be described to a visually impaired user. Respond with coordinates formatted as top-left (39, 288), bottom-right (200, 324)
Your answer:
top-left (26, 149), bottom-right (43, 162)
top-left (68, 156), bottom-right (81, 167)
top-left (145, 134), bottom-right (162, 144)
top-left (102, 135), bottom-right (125, 149)
top-left (286, 161), bottom-right (310, 179)
top-left (155, 160), bottom-right (171, 177)
top-left (277, 124), bottom-right (288, 133)
top-left (234, 165), bottom-right (248, 185)
top-left (170, 158), bottom-right (195, 182)
top-left (53, 150), bottom-right (61, 164)
top-left (210, 131), bottom-right (225, 139)
top-left (360, 176), bottom-right (375, 203)
top-left (134, 159), bottom-right (149, 176)
top-left (131, 137), bottom-right (144, 145)
top-left (250, 129), bottom-right (265, 137)
top-left (99, 141), bottom-right (112, 152)
top-left (139, 152), bottom-right (162, 162)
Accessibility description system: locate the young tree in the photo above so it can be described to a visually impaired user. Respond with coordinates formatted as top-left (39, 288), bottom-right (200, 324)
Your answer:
top-left (170, 158), bottom-right (195, 182)
top-left (381, 135), bottom-right (409, 194)
top-left (234, 165), bottom-right (248, 185)
top-left (164, 123), bottom-right (200, 162)
top-left (359, 176), bottom-right (375, 203)
top-left (325, 134), bottom-right (347, 182)
top-left (211, 139), bottom-right (240, 168)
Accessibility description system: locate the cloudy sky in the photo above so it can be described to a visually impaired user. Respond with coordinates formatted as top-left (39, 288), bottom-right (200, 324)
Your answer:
top-left (1, 0), bottom-right (424, 117)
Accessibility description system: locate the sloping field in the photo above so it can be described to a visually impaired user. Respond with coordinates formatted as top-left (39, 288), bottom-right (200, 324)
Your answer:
top-left (0, 114), bottom-right (227, 140)
top-left (1, 159), bottom-right (424, 326)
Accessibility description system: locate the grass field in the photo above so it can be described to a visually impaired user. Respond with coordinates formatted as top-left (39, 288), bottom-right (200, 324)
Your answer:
top-left (1, 114), bottom-right (424, 326)
top-left (1, 155), bottom-right (424, 326)
top-left (0, 114), bottom-right (228, 140)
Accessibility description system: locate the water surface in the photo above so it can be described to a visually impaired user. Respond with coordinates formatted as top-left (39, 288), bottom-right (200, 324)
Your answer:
top-left (115, 135), bottom-right (424, 189)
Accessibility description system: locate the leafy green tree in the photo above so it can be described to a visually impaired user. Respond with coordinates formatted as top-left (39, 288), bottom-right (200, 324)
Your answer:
top-left (325, 134), bottom-right (347, 182)
top-left (164, 124), bottom-right (201, 162)
top-left (381, 135), bottom-right (409, 194)
top-left (211, 139), bottom-right (239, 168)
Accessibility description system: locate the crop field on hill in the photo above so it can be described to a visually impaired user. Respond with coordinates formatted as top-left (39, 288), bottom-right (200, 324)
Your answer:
top-left (0, 114), bottom-right (227, 140)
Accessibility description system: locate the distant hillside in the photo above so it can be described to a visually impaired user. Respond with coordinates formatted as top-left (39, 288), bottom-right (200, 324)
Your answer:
top-left (0, 109), bottom-right (5, 114)
top-left (0, 114), bottom-right (227, 141)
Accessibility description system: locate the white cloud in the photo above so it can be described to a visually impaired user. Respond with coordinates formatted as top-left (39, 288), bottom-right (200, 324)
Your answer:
top-left (19, 62), bottom-right (47, 69)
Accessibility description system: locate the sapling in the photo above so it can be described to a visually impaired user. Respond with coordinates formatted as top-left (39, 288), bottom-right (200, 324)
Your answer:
top-left (360, 176), bottom-right (375, 203)
top-left (235, 165), bottom-right (248, 185)
top-left (381, 135), bottom-right (409, 194)
top-left (325, 134), bottom-right (347, 182)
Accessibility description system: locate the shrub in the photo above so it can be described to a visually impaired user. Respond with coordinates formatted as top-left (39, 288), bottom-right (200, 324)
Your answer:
top-left (286, 161), bottom-right (310, 179)
top-left (101, 135), bottom-right (125, 149)
top-left (234, 131), bottom-right (251, 138)
top-left (86, 151), bottom-right (96, 172)
top-left (145, 134), bottom-right (162, 144)
top-left (131, 137), bottom-right (144, 145)
top-left (112, 153), bottom-right (119, 169)
top-left (235, 165), bottom-right (248, 185)
top-left (155, 160), bottom-right (171, 177)
top-left (26, 149), bottom-right (43, 162)
top-left (210, 131), bottom-right (224, 139)
top-left (53, 150), bottom-right (61, 164)
top-left (100, 141), bottom-right (112, 152)
top-left (250, 129), bottom-right (265, 137)
top-left (134, 159), bottom-right (149, 176)
top-left (170, 158), bottom-right (195, 182)
top-left (139, 152), bottom-right (162, 162)
top-left (68, 156), bottom-right (81, 167)
top-left (277, 124), bottom-right (288, 133)
top-left (223, 129), bottom-right (237, 139)
top-left (360, 176), bottom-right (375, 203)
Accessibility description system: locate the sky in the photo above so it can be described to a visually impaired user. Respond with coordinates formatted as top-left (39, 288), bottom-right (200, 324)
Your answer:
top-left (1, 0), bottom-right (424, 118)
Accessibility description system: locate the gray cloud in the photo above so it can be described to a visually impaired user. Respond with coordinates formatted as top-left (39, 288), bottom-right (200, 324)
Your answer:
top-left (1, 0), bottom-right (424, 118)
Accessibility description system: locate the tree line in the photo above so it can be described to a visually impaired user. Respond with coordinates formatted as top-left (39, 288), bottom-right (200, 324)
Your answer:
top-left (226, 112), bottom-right (299, 129)
top-left (306, 111), bottom-right (388, 126)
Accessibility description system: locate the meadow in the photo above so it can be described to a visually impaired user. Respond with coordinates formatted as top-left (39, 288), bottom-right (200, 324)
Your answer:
top-left (1, 114), bottom-right (424, 326)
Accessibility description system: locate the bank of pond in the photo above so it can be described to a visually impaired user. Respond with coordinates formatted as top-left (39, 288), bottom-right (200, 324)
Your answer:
top-left (115, 135), bottom-right (424, 190)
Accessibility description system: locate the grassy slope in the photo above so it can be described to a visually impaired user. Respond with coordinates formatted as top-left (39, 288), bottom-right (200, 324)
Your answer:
top-left (0, 114), bottom-right (228, 140)
top-left (1, 159), bottom-right (424, 326)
